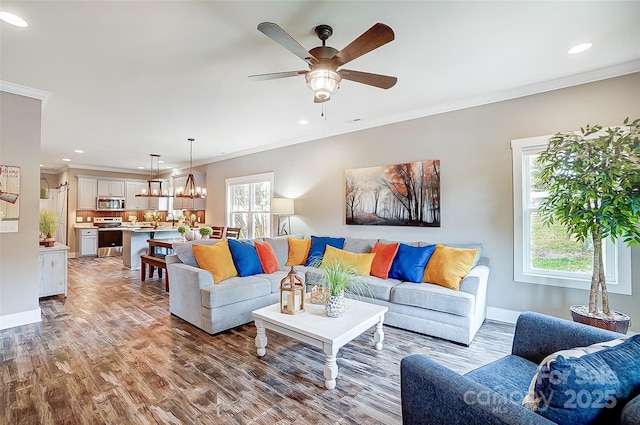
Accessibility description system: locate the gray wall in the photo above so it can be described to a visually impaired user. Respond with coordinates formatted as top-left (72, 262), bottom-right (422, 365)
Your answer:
top-left (205, 72), bottom-right (640, 331)
top-left (0, 92), bottom-right (42, 323)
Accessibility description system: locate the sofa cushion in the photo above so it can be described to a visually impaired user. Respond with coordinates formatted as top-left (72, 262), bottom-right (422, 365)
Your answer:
top-left (227, 238), bottom-right (263, 277)
top-left (525, 334), bottom-right (640, 425)
top-left (322, 245), bottom-right (375, 276)
top-left (254, 241), bottom-right (280, 274)
top-left (262, 236), bottom-right (289, 268)
top-left (465, 354), bottom-right (538, 402)
top-left (192, 241), bottom-right (238, 284)
top-left (370, 241), bottom-right (399, 279)
top-left (172, 239), bottom-right (222, 267)
top-left (391, 282), bottom-right (475, 316)
top-left (343, 237), bottom-right (377, 253)
top-left (356, 275), bottom-right (403, 302)
top-left (388, 243), bottom-right (436, 283)
top-left (305, 235), bottom-right (345, 265)
top-left (422, 244), bottom-right (479, 290)
top-left (286, 238), bottom-right (310, 266)
top-left (201, 275), bottom-right (271, 308)
top-left (621, 394), bottom-right (640, 425)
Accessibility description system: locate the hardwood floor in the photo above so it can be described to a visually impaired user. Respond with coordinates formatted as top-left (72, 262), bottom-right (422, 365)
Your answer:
top-left (1, 257), bottom-right (515, 424)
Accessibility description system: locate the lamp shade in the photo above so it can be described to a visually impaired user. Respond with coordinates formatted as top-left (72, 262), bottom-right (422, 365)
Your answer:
top-left (271, 198), bottom-right (294, 215)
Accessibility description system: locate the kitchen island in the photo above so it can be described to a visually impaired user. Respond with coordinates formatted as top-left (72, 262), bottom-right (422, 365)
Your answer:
top-left (123, 226), bottom-right (181, 270)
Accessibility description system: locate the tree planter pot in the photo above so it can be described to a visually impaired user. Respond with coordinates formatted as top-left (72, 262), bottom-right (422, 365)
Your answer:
top-left (570, 305), bottom-right (631, 334)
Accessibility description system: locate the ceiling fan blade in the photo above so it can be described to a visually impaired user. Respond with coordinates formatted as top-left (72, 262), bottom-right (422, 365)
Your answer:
top-left (338, 69), bottom-right (397, 89)
top-left (248, 70), bottom-right (308, 81)
top-left (331, 23), bottom-right (394, 67)
top-left (257, 22), bottom-right (317, 65)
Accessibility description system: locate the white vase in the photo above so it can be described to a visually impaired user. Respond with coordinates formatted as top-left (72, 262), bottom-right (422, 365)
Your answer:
top-left (325, 294), bottom-right (345, 318)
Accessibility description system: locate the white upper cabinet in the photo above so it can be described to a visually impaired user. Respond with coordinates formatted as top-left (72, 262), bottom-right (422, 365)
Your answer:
top-left (77, 177), bottom-right (97, 210)
top-left (97, 180), bottom-right (125, 197)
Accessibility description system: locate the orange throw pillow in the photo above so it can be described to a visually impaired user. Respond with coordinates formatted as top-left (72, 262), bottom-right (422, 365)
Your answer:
top-left (422, 244), bottom-right (479, 290)
top-left (254, 240), bottom-right (280, 274)
top-left (286, 238), bottom-right (310, 266)
top-left (370, 241), bottom-right (399, 279)
top-left (192, 240), bottom-right (238, 284)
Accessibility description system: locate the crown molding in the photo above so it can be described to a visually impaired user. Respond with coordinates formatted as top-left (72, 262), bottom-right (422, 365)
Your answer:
top-left (0, 80), bottom-right (51, 103)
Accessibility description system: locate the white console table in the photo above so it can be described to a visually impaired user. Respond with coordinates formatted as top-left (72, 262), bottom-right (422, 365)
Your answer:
top-left (39, 242), bottom-right (69, 297)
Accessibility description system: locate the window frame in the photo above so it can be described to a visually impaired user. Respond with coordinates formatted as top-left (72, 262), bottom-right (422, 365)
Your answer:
top-left (511, 135), bottom-right (631, 295)
top-left (225, 172), bottom-right (274, 240)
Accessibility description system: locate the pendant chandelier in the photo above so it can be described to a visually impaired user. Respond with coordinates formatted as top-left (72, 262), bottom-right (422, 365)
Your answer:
top-left (136, 154), bottom-right (169, 198)
top-left (175, 138), bottom-right (206, 199)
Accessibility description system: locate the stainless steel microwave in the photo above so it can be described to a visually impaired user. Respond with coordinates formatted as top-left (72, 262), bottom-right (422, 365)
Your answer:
top-left (96, 196), bottom-right (125, 211)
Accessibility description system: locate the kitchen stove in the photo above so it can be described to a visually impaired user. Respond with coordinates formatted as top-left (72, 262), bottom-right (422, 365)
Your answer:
top-left (94, 217), bottom-right (123, 257)
top-left (93, 217), bottom-right (123, 228)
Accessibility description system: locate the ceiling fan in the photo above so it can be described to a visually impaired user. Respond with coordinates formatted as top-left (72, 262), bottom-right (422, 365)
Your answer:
top-left (249, 22), bottom-right (397, 103)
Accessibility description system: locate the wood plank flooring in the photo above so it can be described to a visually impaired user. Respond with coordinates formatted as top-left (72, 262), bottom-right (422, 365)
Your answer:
top-left (1, 257), bottom-right (515, 424)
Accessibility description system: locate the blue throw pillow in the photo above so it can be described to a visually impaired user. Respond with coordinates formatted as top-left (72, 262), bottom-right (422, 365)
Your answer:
top-left (227, 238), bottom-right (262, 277)
top-left (388, 243), bottom-right (436, 283)
top-left (305, 235), bottom-right (345, 266)
top-left (534, 334), bottom-right (640, 425)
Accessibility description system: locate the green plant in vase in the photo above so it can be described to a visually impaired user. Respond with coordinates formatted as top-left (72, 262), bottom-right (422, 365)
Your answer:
top-left (177, 225), bottom-right (189, 241)
top-left (39, 209), bottom-right (58, 247)
top-left (199, 226), bottom-right (212, 239)
top-left (536, 117), bottom-right (640, 333)
top-left (317, 258), bottom-right (371, 318)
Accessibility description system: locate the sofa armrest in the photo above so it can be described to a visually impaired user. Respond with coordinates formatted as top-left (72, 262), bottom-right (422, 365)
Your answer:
top-left (459, 257), bottom-right (490, 296)
top-left (167, 262), bottom-right (215, 329)
top-left (511, 311), bottom-right (623, 364)
top-left (401, 354), bottom-right (555, 425)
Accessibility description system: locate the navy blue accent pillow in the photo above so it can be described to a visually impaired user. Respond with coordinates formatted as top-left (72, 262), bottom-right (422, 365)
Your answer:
top-left (388, 243), bottom-right (436, 283)
top-left (535, 334), bottom-right (640, 425)
top-left (227, 238), bottom-right (263, 277)
top-left (305, 235), bottom-right (345, 266)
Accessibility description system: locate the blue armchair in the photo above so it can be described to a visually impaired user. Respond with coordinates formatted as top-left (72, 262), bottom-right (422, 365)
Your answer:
top-left (401, 311), bottom-right (640, 425)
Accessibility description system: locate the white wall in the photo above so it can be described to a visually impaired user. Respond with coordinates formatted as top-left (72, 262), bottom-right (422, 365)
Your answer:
top-left (0, 92), bottom-right (43, 328)
top-left (205, 73), bottom-right (640, 331)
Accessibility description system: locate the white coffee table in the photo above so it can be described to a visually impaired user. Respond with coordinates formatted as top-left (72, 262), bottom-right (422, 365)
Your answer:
top-left (252, 297), bottom-right (388, 390)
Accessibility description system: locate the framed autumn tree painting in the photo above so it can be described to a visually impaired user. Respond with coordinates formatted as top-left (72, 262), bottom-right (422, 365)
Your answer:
top-left (345, 160), bottom-right (440, 227)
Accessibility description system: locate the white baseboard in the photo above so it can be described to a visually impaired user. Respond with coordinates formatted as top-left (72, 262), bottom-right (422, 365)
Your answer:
top-left (0, 308), bottom-right (42, 330)
top-left (486, 307), bottom-right (522, 324)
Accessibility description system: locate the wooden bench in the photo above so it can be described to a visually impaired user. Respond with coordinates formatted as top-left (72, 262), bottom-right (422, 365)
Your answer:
top-left (141, 254), bottom-right (169, 291)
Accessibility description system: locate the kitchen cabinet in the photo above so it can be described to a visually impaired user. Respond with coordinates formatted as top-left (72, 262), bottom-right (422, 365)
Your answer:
top-left (77, 228), bottom-right (98, 257)
top-left (125, 180), bottom-right (149, 211)
top-left (172, 172), bottom-right (205, 210)
top-left (97, 179), bottom-right (125, 197)
top-left (39, 243), bottom-right (69, 297)
top-left (77, 177), bottom-right (97, 210)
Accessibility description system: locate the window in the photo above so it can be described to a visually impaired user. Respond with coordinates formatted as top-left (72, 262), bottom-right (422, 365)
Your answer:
top-left (511, 135), bottom-right (631, 295)
top-left (226, 172), bottom-right (273, 239)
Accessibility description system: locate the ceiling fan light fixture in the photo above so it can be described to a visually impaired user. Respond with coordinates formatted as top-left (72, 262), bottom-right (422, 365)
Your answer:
top-left (305, 69), bottom-right (341, 101)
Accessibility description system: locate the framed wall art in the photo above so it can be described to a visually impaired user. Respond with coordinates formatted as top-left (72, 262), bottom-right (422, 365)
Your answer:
top-left (0, 165), bottom-right (20, 220)
top-left (346, 160), bottom-right (440, 227)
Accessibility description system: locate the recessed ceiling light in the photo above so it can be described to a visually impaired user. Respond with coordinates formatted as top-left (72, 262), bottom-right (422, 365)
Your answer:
top-left (299, 120), bottom-right (309, 125)
top-left (568, 42), bottom-right (592, 54)
top-left (158, 160), bottom-right (164, 164)
top-left (138, 166), bottom-right (145, 170)
top-left (39, 164), bottom-right (43, 167)
top-left (62, 158), bottom-right (71, 162)
top-left (0, 11), bottom-right (28, 27)
top-left (74, 149), bottom-right (84, 153)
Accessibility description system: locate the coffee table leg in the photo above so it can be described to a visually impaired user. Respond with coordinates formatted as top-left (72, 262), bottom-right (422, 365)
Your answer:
top-left (374, 314), bottom-right (385, 350)
top-left (323, 343), bottom-right (339, 390)
top-left (254, 319), bottom-right (267, 357)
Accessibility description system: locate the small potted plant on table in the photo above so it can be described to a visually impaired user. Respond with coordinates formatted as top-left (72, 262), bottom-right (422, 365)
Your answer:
top-left (199, 226), bottom-right (213, 239)
top-left (39, 209), bottom-right (58, 247)
top-left (537, 118), bottom-right (640, 333)
top-left (177, 225), bottom-right (189, 241)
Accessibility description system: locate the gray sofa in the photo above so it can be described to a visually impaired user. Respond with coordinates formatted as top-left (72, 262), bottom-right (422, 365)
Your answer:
top-left (166, 235), bottom-right (489, 345)
top-left (401, 311), bottom-right (640, 425)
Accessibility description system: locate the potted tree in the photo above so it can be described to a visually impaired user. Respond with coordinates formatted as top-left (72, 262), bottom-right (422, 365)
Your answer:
top-left (537, 118), bottom-right (640, 333)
